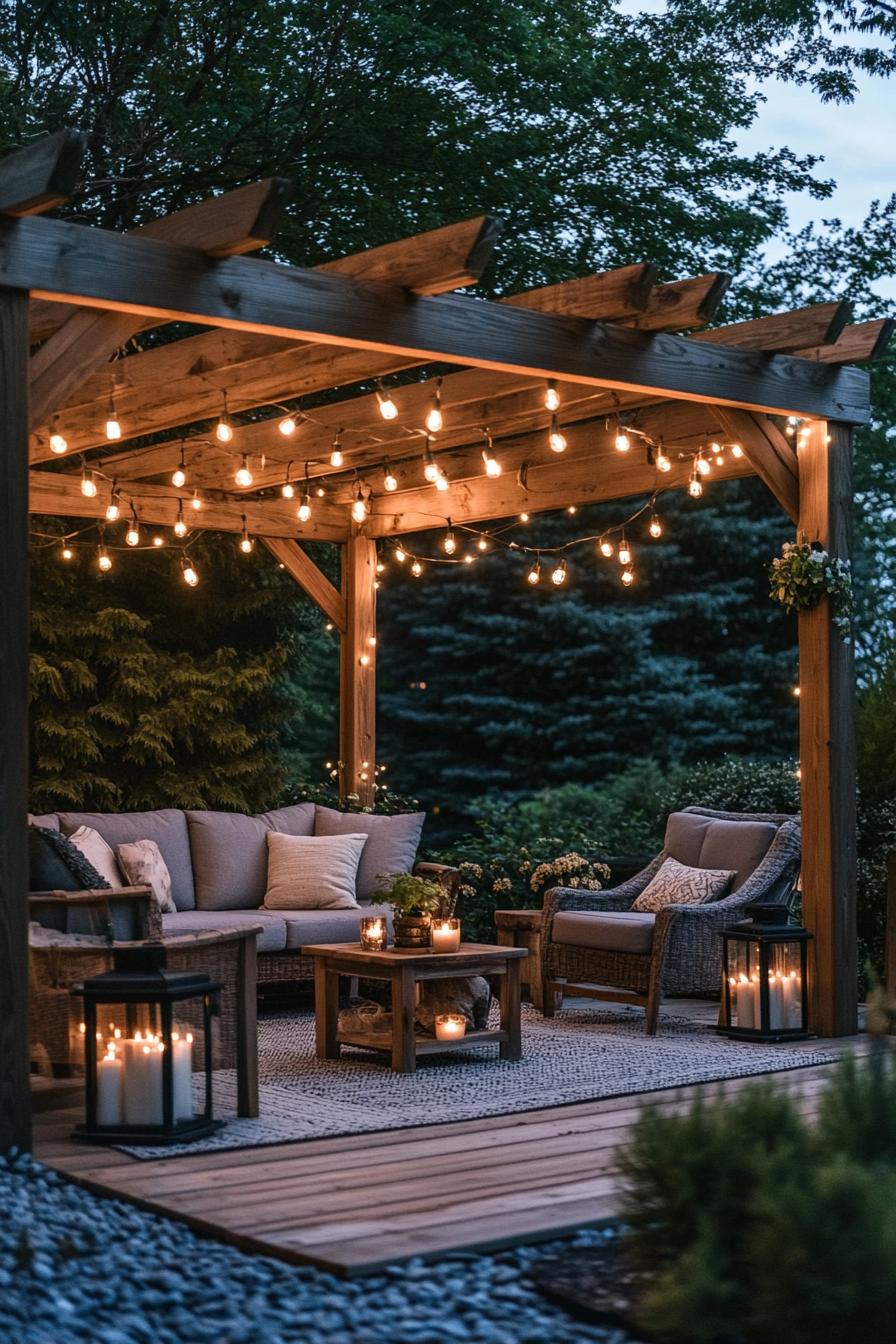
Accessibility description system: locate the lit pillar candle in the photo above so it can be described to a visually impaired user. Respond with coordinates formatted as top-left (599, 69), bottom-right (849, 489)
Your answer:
top-left (124, 1041), bottom-right (163, 1126)
top-left (435, 1013), bottom-right (466, 1041)
top-left (768, 972), bottom-right (784, 1031)
top-left (736, 974), bottom-right (755, 1029)
top-left (784, 971), bottom-right (802, 1028)
top-left (431, 919), bottom-right (461, 953)
top-left (96, 1045), bottom-right (124, 1125)
top-left (171, 1031), bottom-right (194, 1121)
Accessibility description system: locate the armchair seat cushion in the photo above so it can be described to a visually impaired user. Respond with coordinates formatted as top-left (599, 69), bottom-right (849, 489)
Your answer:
top-left (553, 910), bottom-right (655, 955)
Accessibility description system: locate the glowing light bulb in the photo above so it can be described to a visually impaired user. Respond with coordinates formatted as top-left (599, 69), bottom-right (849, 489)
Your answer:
top-left (105, 417), bottom-right (121, 441)
top-left (434, 471), bottom-right (449, 492)
top-left (395, 547), bottom-right (406, 563)
top-left (383, 463), bottom-right (398, 492)
top-left (351, 489), bottom-right (369, 523)
top-left (411, 559), bottom-right (423, 577)
top-left (278, 415), bottom-right (297, 436)
top-left (61, 543), bottom-right (74, 561)
top-left (97, 547), bottom-right (112, 573)
top-left (548, 415), bottom-right (567, 453)
top-left (282, 481), bottom-right (295, 499)
top-left (105, 494), bottom-right (120, 523)
top-left (425, 379), bottom-right (443, 433)
top-left (49, 426), bottom-right (68, 454)
top-left (545, 380), bottom-right (560, 412)
top-left (239, 524), bottom-right (254, 554)
top-left (519, 512), bottom-right (530, 523)
top-left (599, 538), bottom-right (614, 558)
top-left (550, 559), bottom-right (568, 587)
top-left (656, 451), bottom-right (671, 473)
top-left (191, 492), bottom-right (202, 511)
top-left (443, 530), bottom-right (457, 555)
top-left (298, 494), bottom-right (312, 523)
top-left (697, 455), bottom-right (711, 477)
top-left (216, 405), bottom-right (233, 442)
top-left (688, 474), bottom-right (703, 499)
top-left (173, 508), bottom-right (187, 539)
top-left (125, 520), bottom-right (140, 547)
top-left (621, 568), bottom-right (635, 587)
top-left (171, 466), bottom-right (186, 489)
top-left (731, 442), bottom-right (744, 459)
top-left (330, 434), bottom-right (344, 468)
top-left (235, 456), bottom-right (253, 487)
top-left (527, 560), bottom-right (541, 585)
top-left (482, 447), bottom-right (502, 478)
top-left (614, 430), bottom-right (630, 453)
top-left (376, 560), bottom-right (386, 574)
top-left (81, 469), bottom-right (97, 499)
top-left (463, 554), bottom-right (475, 565)
top-left (376, 389), bottom-right (398, 420)
top-left (423, 446), bottom-right (439, 483)
top-left (477, 537), bottom-right (489, 553)
top-left (359, 653), bottom-right (371, 667)
top-left (182, 560), bottom-right (199, 587)
top-left (649, 515), bottom-right (663, 539)
top-left (152, 535), bottom-right (164, 547)
top-left (618, 538), bottom-right (632, 566)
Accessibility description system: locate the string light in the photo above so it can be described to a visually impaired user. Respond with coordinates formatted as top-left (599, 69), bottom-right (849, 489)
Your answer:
top-left (215, 394), bottom-right (233, 443)
top-left (97, 545), bottom-right (112, 573)
top-left (105, 487), bottom-right (121, 523)
top-left (617, 537), bottom-right (632, 567)
top-left (239, 517), bottom-right (254, 554)
top-left (519, 512), bottom-right (530, 523)
top-left (548, 415), bottom-right (567, 454)
top-left (330, 432), bottom-right (344, 468)
top-left (656, 446), bottom-right (671, 473)
top-left (550, 558), bottom-right (568, 587)
top-left (599, 537), bottom-right (614, 558)
top-left (425, 377), bottom-right (443, 434)
top-left (105, 386), bottom-right (121, 441)
top-left (621, 568), bottom-right (635, 587)
top-left (527, 556), bottom-right (541, 585)
top-left (648, 513), bottom-right (663, 538)
top-left (482, 435), bottom-right (502, 477)
top-left (81, 467), bottom-right (97, 499)
top-left (60, 541), bottom-right (74, 562)
top-left (411, 559), bottom-right (423, 577)
top-left (383, 461), bottom-right (398, 492)
top-left (614, 422), bottom-right (631, 453)
top-left (125, 511), bottom-right (140, 547)
top-left (281, 464), bottom-right (295, 499)
top-left (688, 466), bottom-right (704, 499)
top-left (152, 535), bottom-right (165, 547)
top-left (182, 557), bottom-right (199, 587)
top-left (49, 420), bottom-right (68, 455)
top-left (173, 501), bottom-right (188, 539)
top-left (376, 383), bottom-right (398, 420)
top-left (696, 453), bottom-right (711, 477)
top-left (298, 489), bottom-right (312, 523)
top-left (351, 485), bottom-right (369, 523)
top-left (544, 380), bottom-right (560, 412)
top-left (395, 546), bottom-right (407, 563)
top-left (477, 536), bottom-right (489, 553)
top-left (191, 491), bottom-right (202, 511)
top-left (731, 442), bottom-right (744, 458)
top-left (434, 468), bottom-right (450, 492)
top-left (376, 559), bottom-right (386, 575)
top-left (423, 441), bottom-right (439, 483)
top-left (442, 525), bottom-right (457, 555)
top-left (171, 443), bottom-right (187, 489)
top-left (235, 455), bottom-right (253, 488)
top-left (278, 413), bottom-right (297, 436)
top-left (463, 553), bottom-right (475, 565)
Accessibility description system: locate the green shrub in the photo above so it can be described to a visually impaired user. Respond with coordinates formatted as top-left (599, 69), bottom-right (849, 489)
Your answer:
top-left (621, 1053), bottom-right (896, 1343)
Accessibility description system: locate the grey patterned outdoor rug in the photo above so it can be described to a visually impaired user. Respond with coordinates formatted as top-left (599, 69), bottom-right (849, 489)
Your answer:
top-left (120, 1003), bottom-right (836, 1159)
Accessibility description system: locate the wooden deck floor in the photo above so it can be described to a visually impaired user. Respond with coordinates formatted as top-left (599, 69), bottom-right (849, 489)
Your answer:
top-left (33, 1001), bottom-right (867, 1277)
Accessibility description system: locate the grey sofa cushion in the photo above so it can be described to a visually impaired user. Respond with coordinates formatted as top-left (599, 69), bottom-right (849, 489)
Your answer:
top-left (313, 806), bottom-right (425, 901)
top-left (698, 819), bottom-right (778, 892)
top-left (664, 811), bottom-right (714, 867)
top-left (58, 810), bottom-right (196, 911)
top-left (552, 911), bottom-right (656, 956)
top-left (161, 909), bottom-right (288, 953)
top-left (187, 804), bottom-right (315, 911)
top-left (281, 904), bottom-right (392, 950)
top-left (29, 813), bottom-right (60, 831)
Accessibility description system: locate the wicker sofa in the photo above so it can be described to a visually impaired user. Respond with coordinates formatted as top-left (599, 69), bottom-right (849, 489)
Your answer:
top-left (541, 807), bottom-right (801, 1033)
top-left (29, 804), bottom-right (457, 987)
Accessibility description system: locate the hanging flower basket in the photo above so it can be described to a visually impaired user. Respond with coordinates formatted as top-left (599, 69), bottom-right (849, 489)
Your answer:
top-left (768, 534), bottom-right (854, 643)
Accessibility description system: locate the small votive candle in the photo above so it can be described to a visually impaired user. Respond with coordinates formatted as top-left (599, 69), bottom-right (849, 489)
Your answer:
top-left (359, 916), bottom-right (388, 951)
top-left (431, 918), bottom-right (461, 953)
top-left (435, 1013), bottom-right (467, 1042)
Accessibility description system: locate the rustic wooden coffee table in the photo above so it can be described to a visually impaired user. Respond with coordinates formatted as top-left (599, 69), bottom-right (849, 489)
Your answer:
top-left (303, 942), bottom-right (527, 1074)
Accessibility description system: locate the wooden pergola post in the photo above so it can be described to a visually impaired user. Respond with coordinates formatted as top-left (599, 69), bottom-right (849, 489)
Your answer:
top-left (0, 287), bottom-right (32, 1151)
top-left (798, 419), bottom-right (858, 1037)
top-left (339, 534), bottom-right (377, 806)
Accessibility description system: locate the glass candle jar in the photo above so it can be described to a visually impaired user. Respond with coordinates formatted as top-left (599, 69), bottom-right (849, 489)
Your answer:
top-left (359, 916), bottom-right (388, 952)
top-left (430, 918), bottom-right (461, 953)
top-left (434, 1013), bottom-right (467, 1042)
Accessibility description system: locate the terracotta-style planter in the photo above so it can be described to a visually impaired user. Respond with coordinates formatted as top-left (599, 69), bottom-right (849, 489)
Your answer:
top-left (392, 914), bottom-right (432, 950)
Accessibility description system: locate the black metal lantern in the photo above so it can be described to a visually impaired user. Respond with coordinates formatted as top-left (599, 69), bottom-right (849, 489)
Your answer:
top-left (719, 904), bottom-right (812, 1041)
top-left (71, 946), bottom-right (223, 1144)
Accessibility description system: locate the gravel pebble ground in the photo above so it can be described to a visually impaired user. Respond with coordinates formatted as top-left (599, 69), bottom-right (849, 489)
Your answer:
top-left (0, 1151), bottom-right (633, 1344)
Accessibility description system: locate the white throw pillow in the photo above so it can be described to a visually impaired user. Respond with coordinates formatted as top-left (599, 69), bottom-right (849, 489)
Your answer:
top-left (263, 832), bottom-right (367, 910)
top-left (116, 839), bottom-right (176, 914)
top-left (68, 825), bottom-right (123, 889)
top-left (632, 856), bottom-right (735, 913)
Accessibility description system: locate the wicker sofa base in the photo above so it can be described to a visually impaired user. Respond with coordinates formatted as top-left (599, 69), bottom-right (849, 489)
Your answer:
top-left (257, 951), bottom-right (314, 984)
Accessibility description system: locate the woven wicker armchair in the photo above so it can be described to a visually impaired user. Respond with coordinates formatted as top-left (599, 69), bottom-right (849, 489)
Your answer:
top-left (540, 807), bottom-right (801, 1033)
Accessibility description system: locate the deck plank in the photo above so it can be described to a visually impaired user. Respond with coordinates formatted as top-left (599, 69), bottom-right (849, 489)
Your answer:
top-left (32, 1002), bottom-right (867, 1275)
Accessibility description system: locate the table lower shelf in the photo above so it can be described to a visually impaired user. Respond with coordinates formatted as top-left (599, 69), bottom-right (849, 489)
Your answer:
top-left (337, 1027), bottom-right (508, 1055)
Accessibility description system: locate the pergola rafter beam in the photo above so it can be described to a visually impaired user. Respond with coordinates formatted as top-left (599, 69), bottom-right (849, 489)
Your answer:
top-left (0, 215), bottom-right (870, 424)
top-left (0, 129), bottom-right (85, 217)
top-left (260, 537), bottom-right (346, 630)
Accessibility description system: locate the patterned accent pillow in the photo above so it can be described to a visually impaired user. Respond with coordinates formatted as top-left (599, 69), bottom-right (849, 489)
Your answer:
top-left (632, 856), bottom-right (735, 913)
top-left (68, 825), bottom-right (123, 888)
top-left (116, 839), bottom-right (176, 914)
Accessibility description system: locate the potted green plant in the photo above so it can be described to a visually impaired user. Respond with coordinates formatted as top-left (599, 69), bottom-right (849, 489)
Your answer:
top-left (378, 873), bottom-right (446, 949)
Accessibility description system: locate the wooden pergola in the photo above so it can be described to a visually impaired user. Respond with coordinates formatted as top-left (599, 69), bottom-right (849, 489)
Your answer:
top-left (2, 130), bottom-right (890, 1148)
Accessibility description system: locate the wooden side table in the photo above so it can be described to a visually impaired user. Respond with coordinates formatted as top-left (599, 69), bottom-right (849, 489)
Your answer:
top-left (304, 942), bottom-right (527, 1074)
top-left (495, 909), bottom-right (546, 1012)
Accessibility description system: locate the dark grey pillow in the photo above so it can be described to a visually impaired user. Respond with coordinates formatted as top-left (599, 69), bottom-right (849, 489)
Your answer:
top-left (29, 824), bottom-right (111, 892)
